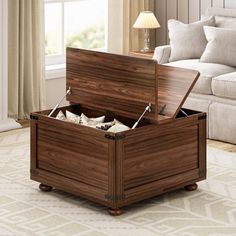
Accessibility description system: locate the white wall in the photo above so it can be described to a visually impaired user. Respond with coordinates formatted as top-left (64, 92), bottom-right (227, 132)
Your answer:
top-left (46, 78), bottom-right (68, 109)
top-left (155, 0), bottom-right (236, 45)
top-left (107, 0), bottom-right (124, 53)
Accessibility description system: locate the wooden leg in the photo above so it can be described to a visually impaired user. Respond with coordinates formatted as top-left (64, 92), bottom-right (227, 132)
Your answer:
top-left (39, 183), bottom-right (53, 192)
top-left (184, 183), bottom-right (198, 191)
top-left (108, 208), bottom-right (123, 216)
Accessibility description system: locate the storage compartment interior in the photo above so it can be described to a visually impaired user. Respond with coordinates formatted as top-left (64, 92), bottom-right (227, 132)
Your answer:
top-left (36, 104), bottom-right (204, 132)
top-left (37, 104), bottom-right (152, 131)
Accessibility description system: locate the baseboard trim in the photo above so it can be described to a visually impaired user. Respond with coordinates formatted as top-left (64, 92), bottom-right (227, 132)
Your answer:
top-left (0, 119), bottom-right (22, 132)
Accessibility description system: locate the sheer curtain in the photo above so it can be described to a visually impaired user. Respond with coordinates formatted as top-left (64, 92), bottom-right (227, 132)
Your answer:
top-left (8, 0), bottom-right (46, 119)
top-left (0, 0), bottom-right (21, 132)
top-left (123, 0), bottom-right (156, 53)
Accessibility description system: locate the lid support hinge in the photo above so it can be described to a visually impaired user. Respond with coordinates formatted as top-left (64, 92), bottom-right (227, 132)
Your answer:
top-left (159, 104), bottom-right (166, 116)
top-left (180, 109), bottom-right (189, 117)
top-left (48, 87), bottom-right (71, 117)
top-left (132, 103), bottom-right (152, 129)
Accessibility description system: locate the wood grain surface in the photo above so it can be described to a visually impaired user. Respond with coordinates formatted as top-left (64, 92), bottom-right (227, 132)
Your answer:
top-left (66, 48), bottom-right (157, 120)
top-left (66, 48), bottom-right (199, 121)
top-left (157, 65), bottom-right (200, 117)
top-left (123, 124), bottom-right (199, 190)
top-left (30, 49), bottom-right (206, 214)
top-left (31, 104), bottom-right (206, 213)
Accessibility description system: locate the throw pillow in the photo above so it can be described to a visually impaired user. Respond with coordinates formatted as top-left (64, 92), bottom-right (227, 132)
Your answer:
top-left (205, 7), bottom-right (236, 18)
top-left (66, 110), bottom-right (80, 123)
top-left (96, 120), bottom-right (116, 131)
top-left (200, 26), bottom-right (236, 68)
top-left (55, 111), bottom-right (66, 120)
top-left (96, 119), bottom-right (129, 132)
top-left (168, 16), bottom-right (215, 62)
top-left (80, 113), bottom-right (105, 128)
top-left (214, 16), bottom-right (236, 29)
top-left (107, 124), bottom-right (130, 133)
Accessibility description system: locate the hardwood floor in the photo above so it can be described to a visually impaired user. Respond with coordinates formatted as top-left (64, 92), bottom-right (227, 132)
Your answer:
top-left (208, 139), bottom-right (236, 153)
top-left (17, 119), bottom-right (30, 128)
top-left (16, 119), bottom-right (236, 153)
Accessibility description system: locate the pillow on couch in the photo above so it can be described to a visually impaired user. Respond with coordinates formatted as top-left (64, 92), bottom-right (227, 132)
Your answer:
top-left (205, 7), bottom-right (236, 18)
top-left (200, 26), bottom-right (236, 68)
top-left (215, 16), bottom-right (236, 28)
top-left (168, 16), bottom-right (215, 62)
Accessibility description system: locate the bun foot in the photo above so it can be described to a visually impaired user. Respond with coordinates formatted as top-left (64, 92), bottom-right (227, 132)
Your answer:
top-left (39, 183), bottom-right (53, 192)
top-left (184, 183), bottom-right (198, 191)
top-left (108, 208), bottom-right (123, 216)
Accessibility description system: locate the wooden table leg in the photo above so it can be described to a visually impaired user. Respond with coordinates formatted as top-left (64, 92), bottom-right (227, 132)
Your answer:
top-left (39, 183), bottom-right (53, 192)
top-left (184, 183), bottom-right (198, 191)
top-left (108, 208), bottom-right (123, 216)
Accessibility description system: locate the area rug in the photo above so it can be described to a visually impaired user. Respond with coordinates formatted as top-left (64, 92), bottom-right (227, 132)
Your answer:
top-left (0, 128), bottom-right (236, 236)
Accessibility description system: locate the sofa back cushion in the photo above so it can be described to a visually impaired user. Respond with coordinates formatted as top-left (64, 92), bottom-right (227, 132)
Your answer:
top-left (168, 17), bottom-right (215, 62)
top-left (202, 7), bottom-right (236, 67)
top-left (200, 26), bottom-right (236, 68)
top-left (204, 7), bottom-right (236, 29)
top-left (214, 16), bottom-right (236, 28)
top-left (206, 7), bottom-right (236, 18)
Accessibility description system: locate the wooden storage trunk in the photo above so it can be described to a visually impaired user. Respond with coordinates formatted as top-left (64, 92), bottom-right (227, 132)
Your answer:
top-left (30, 48), bottom-right (206, 215)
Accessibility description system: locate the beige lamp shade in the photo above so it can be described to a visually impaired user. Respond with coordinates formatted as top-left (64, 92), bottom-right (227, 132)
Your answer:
top-left (133, 11), bottom-right (160, 29)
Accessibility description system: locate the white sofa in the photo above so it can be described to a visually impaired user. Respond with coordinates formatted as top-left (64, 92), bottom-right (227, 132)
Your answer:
top-left (153, 7), bottom-right (236, 144)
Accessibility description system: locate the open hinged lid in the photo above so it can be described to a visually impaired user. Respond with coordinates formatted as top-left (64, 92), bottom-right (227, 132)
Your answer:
top-left (66, 48), bottom-right (200, 123)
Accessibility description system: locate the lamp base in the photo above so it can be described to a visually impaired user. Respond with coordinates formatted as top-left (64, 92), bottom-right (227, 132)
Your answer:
top-left (140, 48), bottom-right (153, 53)
top-left (140, 29), bottom-right (152, 53)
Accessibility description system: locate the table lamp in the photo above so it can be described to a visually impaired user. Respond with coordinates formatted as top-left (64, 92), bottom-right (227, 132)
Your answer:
top-left (133, 11), bottom-right (160, 52)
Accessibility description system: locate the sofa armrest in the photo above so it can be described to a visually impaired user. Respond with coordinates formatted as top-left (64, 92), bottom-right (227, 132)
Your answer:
top-left (153, 45), bottom-right (171, 64)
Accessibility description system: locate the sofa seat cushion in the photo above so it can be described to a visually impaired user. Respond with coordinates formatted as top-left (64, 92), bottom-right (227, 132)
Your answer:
top-left (165, 59), bottom-right (236, 94)
top-left (212, 72), bottom-right (236, 99)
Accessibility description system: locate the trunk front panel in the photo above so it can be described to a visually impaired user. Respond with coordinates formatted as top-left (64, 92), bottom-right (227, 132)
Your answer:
top-left (35, 119), bottom-right (109, 191)
top-left (123, 119), bottom-right (200, 190)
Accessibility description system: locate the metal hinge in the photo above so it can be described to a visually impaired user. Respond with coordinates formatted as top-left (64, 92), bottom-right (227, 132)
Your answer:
top-left (159, 104), bottom-right (167, 116)
top-left (30, 169), bottom-right (39, 176)
top-left (198, 114), bottom-right (207, 120)
top-left (30, 114), bottom-right (40, 120)
top-left (105, 134), bottom-right (125, 140)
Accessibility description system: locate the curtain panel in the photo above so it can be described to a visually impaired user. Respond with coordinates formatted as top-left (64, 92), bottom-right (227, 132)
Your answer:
top-left (8, 0), bottom-right (46, 119)
top-left (123, 0), bottom-right (156, 53)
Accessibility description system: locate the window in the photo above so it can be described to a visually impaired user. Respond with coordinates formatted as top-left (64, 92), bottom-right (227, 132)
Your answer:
top-left (45, 0), bottom-right (108, 66)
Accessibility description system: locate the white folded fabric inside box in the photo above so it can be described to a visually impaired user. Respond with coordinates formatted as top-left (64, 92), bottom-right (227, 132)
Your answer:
top-left (55, 110), bottom-right (130, 133)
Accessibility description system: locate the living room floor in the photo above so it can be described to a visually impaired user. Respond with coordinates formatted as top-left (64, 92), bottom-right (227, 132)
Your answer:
top-left (1, 126), bottom-right (236, 236)
top-left (208, 140), bottom-right (236, 153)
